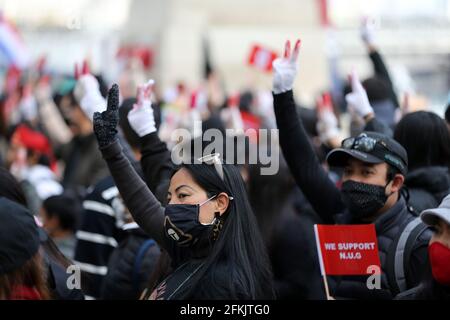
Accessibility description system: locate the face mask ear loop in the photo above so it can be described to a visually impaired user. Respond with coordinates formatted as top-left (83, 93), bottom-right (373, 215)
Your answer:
top-left (198, 194), bottom-right (218, 226)
top-left (384, 179), bottom-right (395, 198)
top-left (198, 193), bottom-right (234, 225)
top-left (199, 194), bottom-right (218, 207)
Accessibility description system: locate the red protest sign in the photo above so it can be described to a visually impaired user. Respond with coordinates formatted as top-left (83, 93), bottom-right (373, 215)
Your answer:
top-left (117, 45), bottom-right (154, 70)
top-left (247, 44), bottom-right (278, 72)
top-left (314, 224), bottom-right (381, 276)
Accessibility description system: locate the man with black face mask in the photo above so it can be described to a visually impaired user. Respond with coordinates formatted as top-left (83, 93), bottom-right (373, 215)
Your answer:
top-left (328, 131), bottom-right (407, 222)
top-left (272, 39), bottom-right (431, 299)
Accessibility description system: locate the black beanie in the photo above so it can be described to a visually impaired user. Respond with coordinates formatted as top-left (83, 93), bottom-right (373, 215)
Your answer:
top-left (0, 197), bottom-right (40, 275)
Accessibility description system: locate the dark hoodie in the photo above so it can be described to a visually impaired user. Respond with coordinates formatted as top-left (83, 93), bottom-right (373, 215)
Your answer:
top-left (100, 225), bottom-right (161, 300)
top-left (396, 276), bottom-right (450, 300)
top-left (405, 166), bottom-right (450, 213)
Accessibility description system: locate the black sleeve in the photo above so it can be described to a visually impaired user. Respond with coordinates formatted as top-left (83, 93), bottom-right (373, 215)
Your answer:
top-left (273, 91), bottom-right (345, 224)
top-left (47, 258), bottom-right (85, 300)
top-left (139, 132), bottom-right (174, 201)
top-left (369, 50), bottom-right (400, 109)
top-left (118, 129), bottom-right (142, 174)
top-left (100, 140), bottom-right (171, 253)
top-left (73, 182), bottom-right (121, 299)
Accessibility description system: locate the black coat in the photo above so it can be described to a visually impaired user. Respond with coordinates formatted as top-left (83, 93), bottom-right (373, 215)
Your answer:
top-left (270, 195), bottom-right (325, 300)
top-left (45, 251), bottom-right (85, 300)
top-left (396, 280), bottom-right (450, 300)
top-left (100, 227), bottom-right (160, 300)
top-left (331, 197), bottom-right (432, 299)
top-left (73, 176), bottom-right (127, 299)
top-left (405, 166), bottom-right (450, 213)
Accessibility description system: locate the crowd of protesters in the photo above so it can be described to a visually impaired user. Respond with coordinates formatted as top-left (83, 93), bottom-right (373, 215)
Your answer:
top-left (1, 18), bottom-right (450, 300)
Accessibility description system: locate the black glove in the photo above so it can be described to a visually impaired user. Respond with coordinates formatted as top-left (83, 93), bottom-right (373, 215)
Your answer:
top-left (93, 84), bottom-right (120, 148)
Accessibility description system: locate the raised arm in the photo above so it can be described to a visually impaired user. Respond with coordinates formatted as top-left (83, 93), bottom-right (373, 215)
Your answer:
top-left (346, 70), bottom-right (393, 137)
top-left (127, 80), bottom-right (175, 201)
top-left (139, 133), bottom-right (174, 202)
top-left (361, 17), bottom-right (399, 109)
top-left (93, 84), bottom-right (170, 251)
top-left (35, 77), bottom-right (73, 146)
top-left (272, 40), bottom-right (344, 224)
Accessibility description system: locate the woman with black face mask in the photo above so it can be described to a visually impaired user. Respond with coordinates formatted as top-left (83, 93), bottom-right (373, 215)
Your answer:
top-left (92, 84), bottom-right (274, 300)
top-left (396, 194), bottom-right (450, 300)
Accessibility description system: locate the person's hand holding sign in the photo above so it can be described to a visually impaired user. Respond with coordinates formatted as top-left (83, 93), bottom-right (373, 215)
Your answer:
top-left (272, 39), bottom-right (301, 94)
top-left (127, 79), bottom-right (157, 137)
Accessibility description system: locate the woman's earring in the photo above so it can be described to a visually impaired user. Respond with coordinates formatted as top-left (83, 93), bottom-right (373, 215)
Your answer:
top-left (212, 212), bottom-right (223, 241)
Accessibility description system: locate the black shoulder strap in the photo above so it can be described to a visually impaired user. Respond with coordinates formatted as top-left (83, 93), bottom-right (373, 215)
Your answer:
top-left (403, 220), bottom-right (428, 289)
top-left (132, 239), bottom-right (156, 294)
top-left (386, 217), bottom-right (427, 295)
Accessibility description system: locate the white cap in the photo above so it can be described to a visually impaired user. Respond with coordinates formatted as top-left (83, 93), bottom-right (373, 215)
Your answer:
top-left (26, 165), bottom-right (63, 200)
top-left (420, 194), bottom-right (450, 227)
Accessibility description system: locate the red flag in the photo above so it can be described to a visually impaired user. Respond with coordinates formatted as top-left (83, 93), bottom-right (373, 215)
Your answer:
top-left (314, 224), bottom-right (381, 276)
top-left (117, 45), bottom-right (153, 70)
top-left (189, 89), bottom-right (207, 111)
top-left (247, 44), bottom-right (278, 72)
top-left (317, 0), bottom-right (330, 27)
top-left (227, 93), bottom-right (240, 109)
top-left (4, 64), bottom-right (21, 93)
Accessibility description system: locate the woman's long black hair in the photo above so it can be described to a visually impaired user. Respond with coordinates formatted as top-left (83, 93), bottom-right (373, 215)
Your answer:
top-left (247, 155), bottom-right (295, 245)
top-left (394, 111), bottom-right (450, 171)
top-left (177, 162), bottom-right (275, 299)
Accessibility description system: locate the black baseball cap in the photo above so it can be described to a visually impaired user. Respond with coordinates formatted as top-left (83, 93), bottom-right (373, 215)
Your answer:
top-left (0, 197), bottom-right (40, 275)
top-left (326, 131), bottom-right (408, 175)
